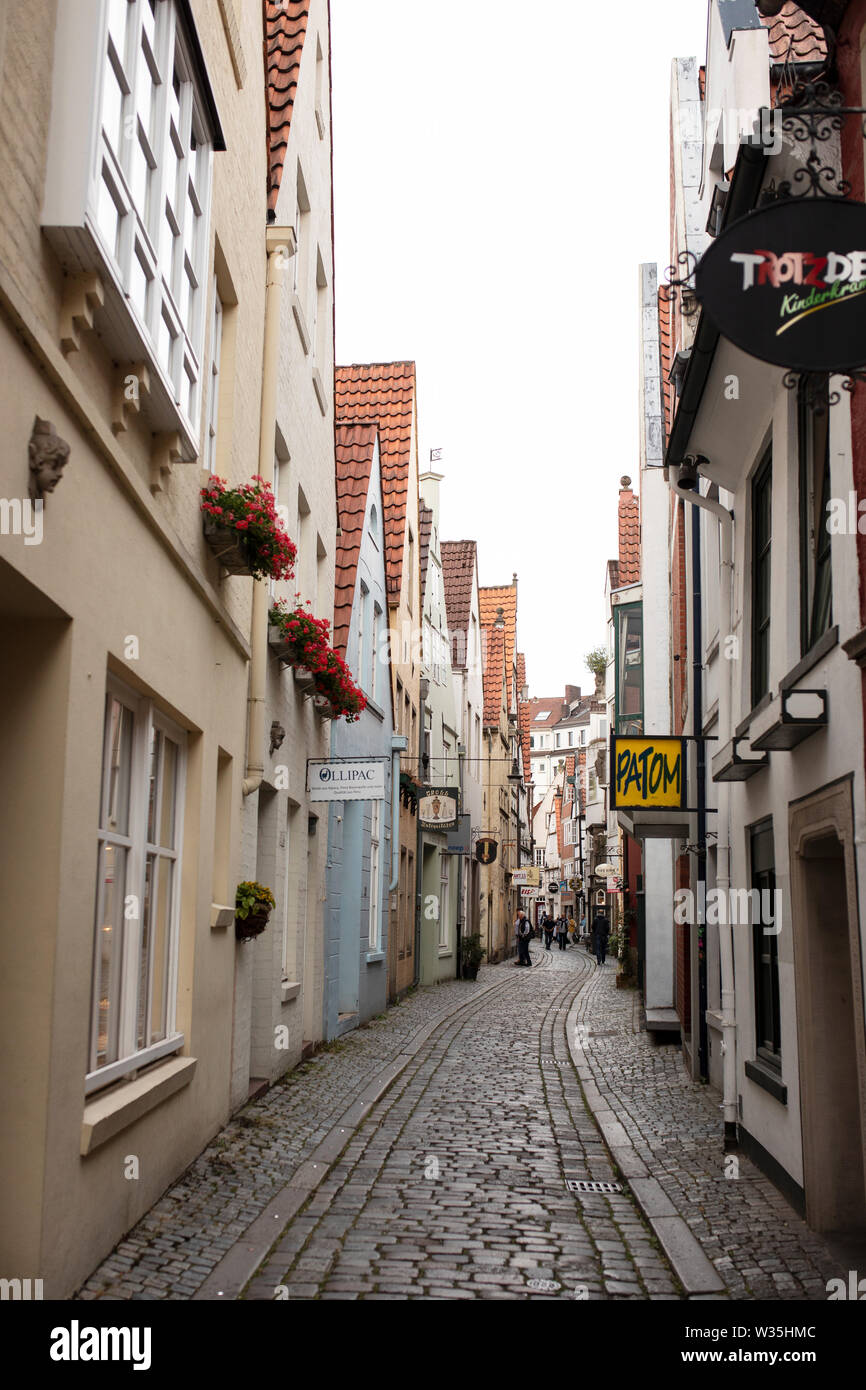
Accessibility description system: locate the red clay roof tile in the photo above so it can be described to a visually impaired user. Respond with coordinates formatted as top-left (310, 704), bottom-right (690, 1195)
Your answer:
top-left (333, 422), bottom-right (378, 659)
top-left (264, 2), bottom-right (310, 214)
top-left (760, 3), bottom-right (826, 66)
top-left (441, 540), bottom-right (477, 667)
top-left (335, 363), bottom-right (417, 602)
top-left (479, 584), bottom-right (517, 715)
top-left (618, 485), bottom-right (640, 587)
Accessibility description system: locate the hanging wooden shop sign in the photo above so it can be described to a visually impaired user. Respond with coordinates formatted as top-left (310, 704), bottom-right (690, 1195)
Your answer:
top-left (694, 199), bottom-right (866, 373)
top-left (418, 787), bottom-right (459, 830)
top-left (475, 837), bottom-right (498, 865)
top-left (610, 736), bottom-right (687, 810)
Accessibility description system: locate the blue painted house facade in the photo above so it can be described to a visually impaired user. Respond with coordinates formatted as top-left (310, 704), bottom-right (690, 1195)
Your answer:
top-left (324, 424), bottom-right (395, 1036)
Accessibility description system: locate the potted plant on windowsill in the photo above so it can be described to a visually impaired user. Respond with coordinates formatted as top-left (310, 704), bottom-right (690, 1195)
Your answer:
top-left (460, 932), bottom-right (486, 981)
top-left (201, 475), bottom-right (297, 581)
top-left (235, 881), bottom-right (276, 942)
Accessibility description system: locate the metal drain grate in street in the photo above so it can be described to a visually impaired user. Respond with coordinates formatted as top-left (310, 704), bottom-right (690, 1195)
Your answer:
top-left (566, 1179), bottom-right (623, 1194)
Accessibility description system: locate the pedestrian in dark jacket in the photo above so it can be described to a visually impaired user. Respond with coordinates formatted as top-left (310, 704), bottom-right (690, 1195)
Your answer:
top-left (591, 912), bottom-right (610, 966)
top-left (542, 913), bottom-right (554, 950)
top-left (555, 915), bottom-right (568, 951)
top-left (515, 910), bottom-right (532, 966)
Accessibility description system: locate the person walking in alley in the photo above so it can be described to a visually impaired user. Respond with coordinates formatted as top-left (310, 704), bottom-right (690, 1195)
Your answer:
top-left (591, 910), bottom-right (610, 966)
top-left (542, 913), bottom-right (554, 950)
top-left (514, 909), bottom-right (532, 966)
top-left (555, 915), bottom-right (568, 952)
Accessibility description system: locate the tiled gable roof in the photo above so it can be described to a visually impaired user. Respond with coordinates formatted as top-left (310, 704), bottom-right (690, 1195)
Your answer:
top-left (479, 583), bottom-right (517, 715)
top-left (335, 363), bottom-right (416, 602)
top-left (618, 483), bottom-right (640, 586)
top-left (481, 623), bottom-right (506, 725)
top-left (760, 3), bottom-right (826, 66)
top-left (441, 540), bottom-right (476, 667)
top-left (333, 422), bottom-right (377, 659)
top-left (658, 283), bottom-right (674, 444)
top-left (418, 503), bottom-right (433, 609)
top-left (264, 2), bottom-right (310, 214)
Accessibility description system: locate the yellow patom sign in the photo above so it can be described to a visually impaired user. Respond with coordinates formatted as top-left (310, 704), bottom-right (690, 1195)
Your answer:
top-left (610, 736), bottom-right (687, 810)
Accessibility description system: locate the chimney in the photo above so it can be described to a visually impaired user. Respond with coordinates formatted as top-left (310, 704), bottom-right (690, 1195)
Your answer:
top-left (419, 469), bottom-right (444, 531)
top-left (565, 684), bottom-right (581, 705)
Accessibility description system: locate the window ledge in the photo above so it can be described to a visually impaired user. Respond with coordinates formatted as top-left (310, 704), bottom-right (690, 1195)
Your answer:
top-left (44, 225), bottom-right (200, 462)
top-left (292, 294), bottom-right (311, 355)
top-left (780, 625), bottom-right (839, 693)
top-left (735, 690), bottom-right (773, 739)
top-left (312, 365), bottom-right (328, 416)
top-left (363, 696), bottom-right (385, 722)
top-left (438, 947), bottom-right (453, 958)
top-left (81, 1056), bottom-right (197, 1155)
top-left (745, 1057), bottom-right (787, 1105)
top-left (365, 951), bottom-right (385, 964)
top-left (281, 980), bottom-right (301, 1003)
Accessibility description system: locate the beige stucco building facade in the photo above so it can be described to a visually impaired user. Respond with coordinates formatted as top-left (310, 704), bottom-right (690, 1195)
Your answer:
top-left (0, 0), bottom-right (335, 1298)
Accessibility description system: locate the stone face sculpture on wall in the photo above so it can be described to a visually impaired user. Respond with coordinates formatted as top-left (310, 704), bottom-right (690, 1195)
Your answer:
top-left (28, 416), bottom-right (70, 503)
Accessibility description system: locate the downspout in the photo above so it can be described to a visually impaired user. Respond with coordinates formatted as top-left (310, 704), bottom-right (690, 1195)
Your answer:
top-left (670, 462), bottom-right (737, 1145)
top-left (389, 735), bottom-right (408, 891)
top-left (243, 225), bottom-right (295, 797)
top-left (413, 680), bottom-right (429, 987)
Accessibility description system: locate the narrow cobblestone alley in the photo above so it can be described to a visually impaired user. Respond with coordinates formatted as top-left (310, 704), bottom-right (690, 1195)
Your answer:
top-left (77, 945), bottom-right (845, 1303)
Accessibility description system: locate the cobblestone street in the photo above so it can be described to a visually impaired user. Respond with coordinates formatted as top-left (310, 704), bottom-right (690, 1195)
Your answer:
top-left (77, 943), bottom-right (847, 1302)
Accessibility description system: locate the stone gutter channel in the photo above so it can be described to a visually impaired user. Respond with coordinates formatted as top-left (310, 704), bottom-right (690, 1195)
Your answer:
top-left (564, 955), bottom-right (727, 1300)
top-left (193, 971), bottom-right (523, 1300)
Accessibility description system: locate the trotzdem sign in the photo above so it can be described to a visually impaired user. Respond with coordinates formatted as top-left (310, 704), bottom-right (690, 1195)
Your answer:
top-left (610, 736), bottom-right (687, 811)
top-left (695, 199), bottom-right (866, 373)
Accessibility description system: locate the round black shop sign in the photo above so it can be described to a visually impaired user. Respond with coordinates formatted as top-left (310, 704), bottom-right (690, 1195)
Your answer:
top-left (694, 198), bottom-right (866, 373)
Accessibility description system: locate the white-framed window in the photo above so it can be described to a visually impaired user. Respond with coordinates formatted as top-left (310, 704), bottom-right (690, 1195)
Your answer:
top-left (368, 800), bottom-right (381, 951)
top-left (439, 853), bottom-right (450, 949)
top-left (98, 0), bottom-right (212, 432)
top-left (568, 730), bottom-right (574, 746)
top-left (556, 732), bottom-right (562, 748)
top-left (89, 676), bottom-right (186, 1092)
top-left (535, 849), bottom-right (544, 867)
top-left (204, 276), bottom-right (223, 473)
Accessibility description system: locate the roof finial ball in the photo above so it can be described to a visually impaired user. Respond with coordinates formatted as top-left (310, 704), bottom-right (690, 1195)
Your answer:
top-left (620, 475), bottom-right (631, 490)
top-left (756, 1), bottom-right (785, 16)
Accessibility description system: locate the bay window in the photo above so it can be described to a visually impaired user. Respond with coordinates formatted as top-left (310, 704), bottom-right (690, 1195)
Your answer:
top-left (89, 678), bottom-right (186, 1092)
top-left (43, 0), bottom-right (224, 457)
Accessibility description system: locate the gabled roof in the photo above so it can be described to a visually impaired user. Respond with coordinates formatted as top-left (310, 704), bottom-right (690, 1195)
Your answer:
top-left (418, 503), bottom-right (433, 609)
top-left (441, 540), bottom-right (476, 667)
top-left (479, 582), bottom-right (517, 715)
top-left (333, 422), bottom-right (378, 659)
top-left (759, 3), bottom-right (826, 66)
top-left (618, 483), bottom-right (640, 586)
top-left (264, 2), bottom-right (310, 214)
top-left (482, 624), bottom-right (506, 726)
top-left (335, 363), bottom-right (417, 602)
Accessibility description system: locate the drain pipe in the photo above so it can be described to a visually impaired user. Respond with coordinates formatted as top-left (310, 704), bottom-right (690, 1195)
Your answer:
top-left (389, 735), bottom-right (408, 891)
top-left (669, 460), bottom-right (737, 1145)
top-left (243, 225), bottom-right (295, 797)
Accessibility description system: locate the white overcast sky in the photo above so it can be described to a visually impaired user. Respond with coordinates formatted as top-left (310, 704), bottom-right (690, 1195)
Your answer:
top-left (331, 0), bottom-right (710, 697)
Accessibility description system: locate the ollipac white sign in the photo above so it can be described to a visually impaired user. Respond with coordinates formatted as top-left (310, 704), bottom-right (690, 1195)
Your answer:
top-left (307, 759), bottom-right (386, 801)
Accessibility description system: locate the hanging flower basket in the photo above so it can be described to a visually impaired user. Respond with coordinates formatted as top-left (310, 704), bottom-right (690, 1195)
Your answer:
top-left (269, 598), bottom-right (367, 722)
top-left (235, 909), bottom-right (270, 942)
top-left (235, 880), bottom-right (275, 943)
top-left (204, 518), bottom-right (254, 575)
top-left (201, 476), bottom-right (297, 582)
